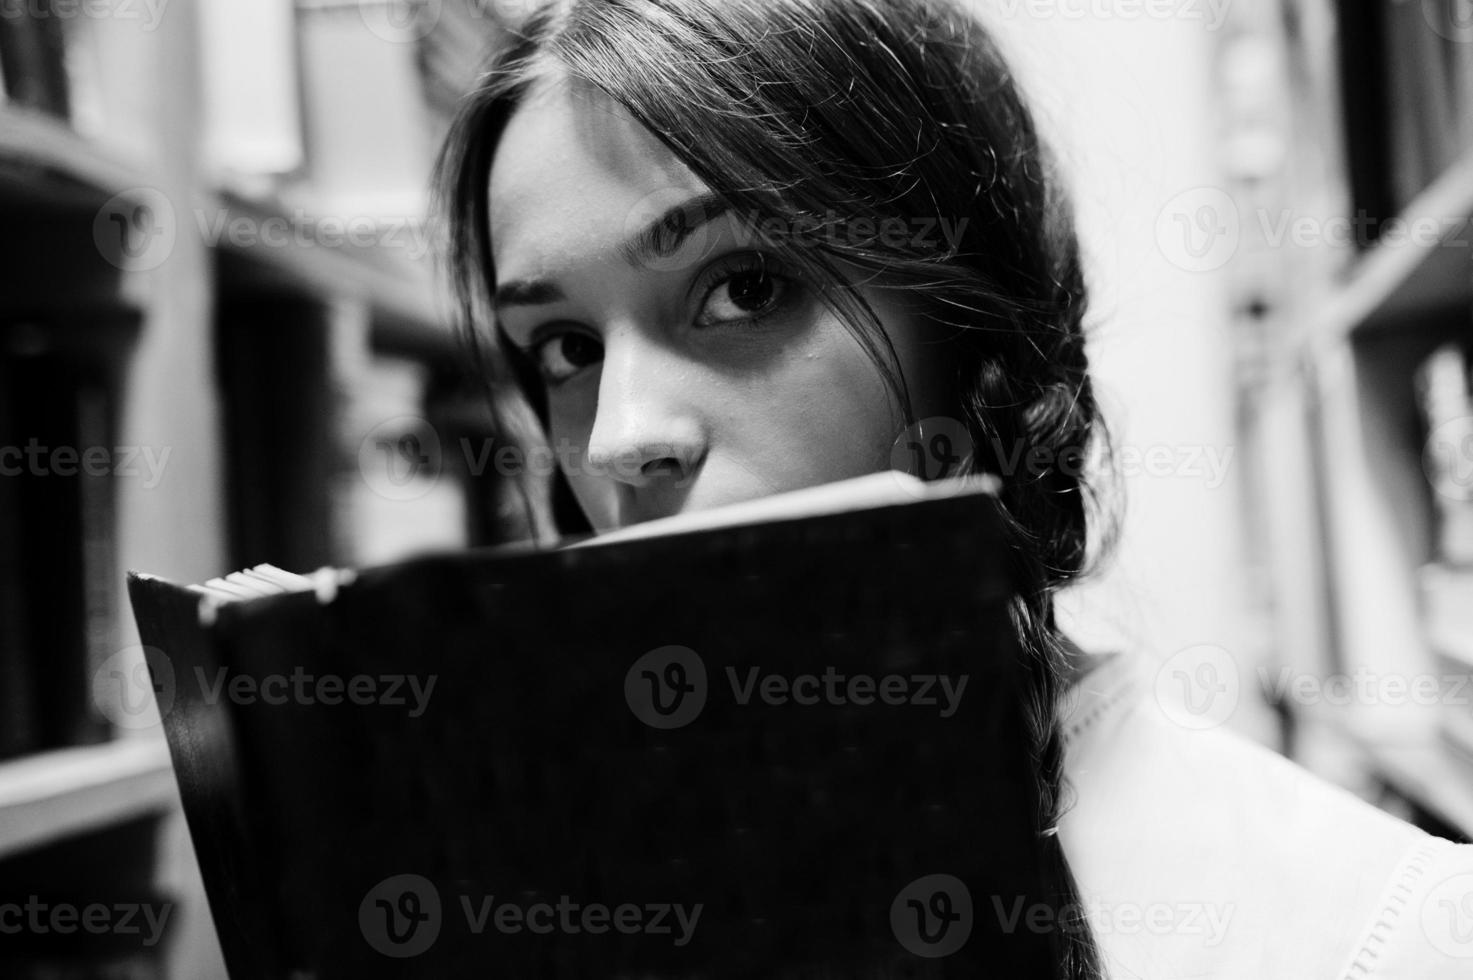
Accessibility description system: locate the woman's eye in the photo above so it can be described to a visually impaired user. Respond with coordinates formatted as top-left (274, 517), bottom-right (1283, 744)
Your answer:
top-left (697, 260), bottom-right (792, 327)
top-left (532, 331), bottom-right (603, 384)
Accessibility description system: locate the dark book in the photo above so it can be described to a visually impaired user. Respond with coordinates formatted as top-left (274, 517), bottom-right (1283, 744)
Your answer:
top-left (1384, 0), bottom-right (1464, 212)
top-left (0, 815), bottom-right (172, 980)
top-left (0, 330), bottom-right (119, 759)
top-left (127, 474), bottom-right (1066, 979)
top-left (0, 3), bottom-right (69, 118)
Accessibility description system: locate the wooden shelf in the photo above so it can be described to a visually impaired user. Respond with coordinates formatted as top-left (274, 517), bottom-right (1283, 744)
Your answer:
top-left (0, 108), bottom-right (458, 359)
top-left (0, 105), bottom-right (155, 212)
top-left (1364, 738), bottom-right (1473, 841)
top-left (1292, 151), bottom-right (1473, 363)
top-left (1331, 714), bottom-right (1473, 840)
top-left (213, 188), bottom-right (456, 356)
top-left (0, 737), bottom-right (177, 860)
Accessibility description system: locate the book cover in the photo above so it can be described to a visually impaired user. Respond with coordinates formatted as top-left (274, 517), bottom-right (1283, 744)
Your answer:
top-left (128, 476), bottom-right (1065, 978)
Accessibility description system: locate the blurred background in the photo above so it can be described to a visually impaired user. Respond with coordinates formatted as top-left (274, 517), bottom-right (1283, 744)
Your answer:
top-left (1, 0), bottom-right (1471, 975)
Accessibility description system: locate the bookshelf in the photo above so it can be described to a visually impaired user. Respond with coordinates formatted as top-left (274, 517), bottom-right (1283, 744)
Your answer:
top-left (1356, 734), bottom-right (1473, 844)
top-left (0, 103), bottom-right (152, 206)
top-left (211, 186), bottom-right (453, 355)
top-left (1286, 150), bottom-right (1473, 359)
top-left (0, 738), bottom-right (174, 861)
top-left (1, 2), bottom-right (504, 976)
top-left (1241, 1), bottom-right (1473, 841)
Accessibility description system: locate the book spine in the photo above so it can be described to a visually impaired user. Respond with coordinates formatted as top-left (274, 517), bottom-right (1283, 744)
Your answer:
top-left (125, 573), bottom-right (285, 979)
top-left (1455, 22), bottom-right (1473, 155)
top-left (1383, 0), bottom-right (1455, 210)
top-left (0, 2), bottom-right (70, 118)
top-left (76, 379), bottom-right (118, 744)
top-left (0, 356), bottom-right (38, 760)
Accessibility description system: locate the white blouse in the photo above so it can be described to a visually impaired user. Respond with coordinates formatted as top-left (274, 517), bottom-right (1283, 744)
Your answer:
top-left (1057, 652), bottom-right (1473, 979)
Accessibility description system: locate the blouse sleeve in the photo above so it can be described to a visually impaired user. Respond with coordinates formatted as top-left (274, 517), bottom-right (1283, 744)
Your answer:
top-left (1338, 835), bottom-right (1473, 979)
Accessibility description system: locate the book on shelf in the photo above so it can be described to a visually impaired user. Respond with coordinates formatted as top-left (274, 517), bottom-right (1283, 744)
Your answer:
top-left (334, 354), bottom-right (470, 568)
top-left (1380, 0), bottom-right (1473, 214)
top-left (0, 813), bottom-right (173, 979)
top-left (0, 3), bottom-right (69, 118)
top-left (294, 0), bottom-right (436, 217)
top-left (197, 0), bottom-right (304, 184)
top-left (0, 326), bottom-right (121, 761)
top-left (1454, 21), bottom-right (1473, 157)
top-left (1384, 0), bottom-right (1458, 213)
top-left (215, 299), bottom-right (473, 574)
top-left (1416, 343), bottom-right (1473, 762)
top-left (1415, 343), bottom-right (1473, 567)
top-left (1338, 0), bottom-right (1473, 231)
top-left (125, 471), bottom-right (1070, 978)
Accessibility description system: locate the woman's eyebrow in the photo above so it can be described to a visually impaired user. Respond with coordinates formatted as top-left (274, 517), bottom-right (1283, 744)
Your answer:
top-left (616, 191), bottom-right (731, 267)
top-left (494, 191), bottom-right (732, 312)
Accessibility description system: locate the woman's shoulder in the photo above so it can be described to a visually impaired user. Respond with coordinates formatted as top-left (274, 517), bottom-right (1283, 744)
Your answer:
top-left (1055, 651), bottom-right (1473, 978)
top-left (1342, 835), bottom-right (1473, 979)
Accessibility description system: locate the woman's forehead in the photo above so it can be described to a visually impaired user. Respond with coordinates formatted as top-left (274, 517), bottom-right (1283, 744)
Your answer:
top-left (487, 72), bottom-right (710, 276)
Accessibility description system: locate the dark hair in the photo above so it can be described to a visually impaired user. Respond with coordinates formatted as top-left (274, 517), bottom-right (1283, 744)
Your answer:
top-left (433, 1), bottom-right (1113, 975)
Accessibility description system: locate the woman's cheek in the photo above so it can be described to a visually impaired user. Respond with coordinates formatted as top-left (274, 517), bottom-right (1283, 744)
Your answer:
top-left (778, 326), bottom-right (903, 477)
top-left (547, 389), bottom-right (617, 529)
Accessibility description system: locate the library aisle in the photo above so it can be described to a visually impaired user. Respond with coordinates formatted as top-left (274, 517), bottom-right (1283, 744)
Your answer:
top-left (1, 1), bottom-right (1471, 977)
top-left (2, 1), bottom-right (510, 976)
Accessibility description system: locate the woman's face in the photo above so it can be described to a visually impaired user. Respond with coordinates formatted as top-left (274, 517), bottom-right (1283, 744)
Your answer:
top-left (487, 72), bottom-right (949, 531)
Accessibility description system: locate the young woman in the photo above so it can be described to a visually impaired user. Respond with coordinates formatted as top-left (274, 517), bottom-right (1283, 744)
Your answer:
top-left (433, 0), bottom-right (1473, 976)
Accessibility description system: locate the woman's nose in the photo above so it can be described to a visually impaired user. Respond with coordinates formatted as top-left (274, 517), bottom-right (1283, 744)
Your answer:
top-left (583, 329), bottom-right (705, 488)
